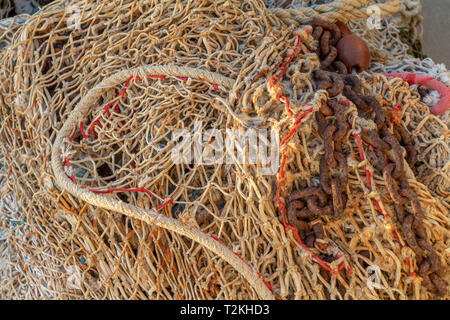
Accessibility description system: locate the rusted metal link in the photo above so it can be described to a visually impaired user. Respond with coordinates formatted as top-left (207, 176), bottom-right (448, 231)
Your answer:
top-left (405, 144), bottom-right (417, 168)
top-left (313, 69), bottom-right (330, 82)
top-left (331, 178), bottom-right (345, 219)
top-left (309, 17), bottom-right (341, 44)
top-left (313, 70), bottom-right (332, 92)
top-left (341, 74), bottom-right (361, 92)
top-left (329, 100), bottom-right (347, 142)
top-left (333, 61), bottom-right (348, 75)
top-left (320, 155), bottom-right (332, 195)
top-left (320, 101), bottom-right (334, 116)
top-left (402, 214), bottom-right (424, 256)
top-left (393, 203), bottom-right (406, 224)
top-left (287, 198), bottom-right (304, 211)
top-left (361, 95), bottom-right (385, 130)
top-left (383, 164), bottom-right (408, 205)
top-left (365, 128), bottom-right (391, 152)
top-left (418, 239), bottom-right (443, 276)
top-left (312, 26), bottom-right (324, 40)
top-left (429, 273), bottom-right (447, 297)
top-left (312, 222), bottom-right (325, 239)
top-left (304, 233), bottom-right (316, 248)
top-left (327, 72), bottom-right (344, 97)
top-left (316, 111), bottom-right (329, 137)
top-left (307, 196), bottom-right (333, 216)
top-left (314, 70), bottom-right (343, 97)
top-left (334, 140), bottom-right (343, 154)
top-left (419, 257), bottom-right (446, 296)
top-left (320, 46), bottom-right (337, 69)
top-left (288, 214), bottom-right (309, 233)
top-left (320, 30), bottom-right (331, 56)
top-left (317, 81), bottom-right (333, 91)
top-left (297, 208), bottom-right (316, 220)
top-left (383, 134), bottom-right (405, 179)
top-left (286, 200), bottom-right (310, 232)
top-left (417, 238), bottom-right (446, 296)
top-left (323, 124), bottom-right (337, 168)
top-left (335, 152), bottom-right (348, 188)
top-left (419, 260), bottom-right (434, 291)
top-left (394, 123), bottom-right (412, 145)
top-left (317, 81), bottom-right (332, 91)
top-left (399, 188), bottom-right (423, 217)
top-left (412, 215), bottom-right (427, 240)
top-left (287, 187), bottom-right (328, 203)
top-left (343, 85), bottom-right (370, 111)
top-left (394, 124), bottom-right (417, 168)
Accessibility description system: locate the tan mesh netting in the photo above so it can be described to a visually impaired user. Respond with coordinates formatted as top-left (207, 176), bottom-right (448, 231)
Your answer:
top-left (0, 0), bottom-right (448, 300)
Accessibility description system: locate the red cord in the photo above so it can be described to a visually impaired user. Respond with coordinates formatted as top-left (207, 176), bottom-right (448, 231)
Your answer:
top-left (273, 34), bottom-right (303, 83)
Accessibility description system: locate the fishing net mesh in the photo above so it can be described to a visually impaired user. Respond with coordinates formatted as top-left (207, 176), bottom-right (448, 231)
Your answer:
top-left (0, 1), bottom-right (14, 20)
top-left (0, 0), bottom-right (448, 300)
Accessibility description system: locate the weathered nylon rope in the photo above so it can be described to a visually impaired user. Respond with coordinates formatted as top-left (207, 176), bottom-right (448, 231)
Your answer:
top-left (270, 0), bottom-right (404, 24)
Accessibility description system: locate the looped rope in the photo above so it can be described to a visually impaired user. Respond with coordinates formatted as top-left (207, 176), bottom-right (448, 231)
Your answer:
top-left (51, 64), bottom-right (274, 300)
top-left (269, 0), bottom-right (405, 24)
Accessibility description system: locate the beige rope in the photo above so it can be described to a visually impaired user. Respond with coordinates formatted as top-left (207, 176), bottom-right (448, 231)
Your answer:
top-left (51, 64), bottom-right (274, 300)
top-left (270, 0), bottom-right (404, 24)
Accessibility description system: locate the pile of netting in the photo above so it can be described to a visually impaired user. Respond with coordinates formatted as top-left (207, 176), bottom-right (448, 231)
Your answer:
top-left (0, 0), bottom-right (448, 300)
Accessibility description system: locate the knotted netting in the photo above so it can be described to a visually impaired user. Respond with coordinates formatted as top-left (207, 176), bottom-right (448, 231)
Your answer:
top-left (0, 0), bottom-right (448, 300)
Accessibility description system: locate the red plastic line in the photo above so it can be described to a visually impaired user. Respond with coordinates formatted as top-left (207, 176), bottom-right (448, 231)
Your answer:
top-left (63, 158), bottom-right (71, 168)
top-left (209, 82), bottom-right (219, 90)
top-left (148, 75), bottom-right (166, 80)
top-left (280, 108), bottom-right (313, 145)
top-left (391, 103), bottom-right (403, 122)
top-left (68, 129), bottom-right (77, 141)
top-left (392, 230), bottom-right (404, 247)
top-left (273, 34), bottom-right (303, 84)
top-left (61, 163), bottom-right (173, 211)
top-left (405, 257), bottom-right (411, 267)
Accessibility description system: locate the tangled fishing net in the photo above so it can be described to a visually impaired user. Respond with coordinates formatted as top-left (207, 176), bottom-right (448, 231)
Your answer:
top-left (0, 0), bottom-right (448, 300)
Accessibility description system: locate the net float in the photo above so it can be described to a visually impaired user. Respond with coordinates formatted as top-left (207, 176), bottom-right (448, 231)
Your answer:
top-left (335, 21), bottom-right (371, 73)
top-left (385, 73), bottom-right (450, 115)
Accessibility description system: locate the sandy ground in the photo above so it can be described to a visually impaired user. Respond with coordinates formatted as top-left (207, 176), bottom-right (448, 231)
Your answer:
top-left (422, 0), bottom-right (450, 67)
